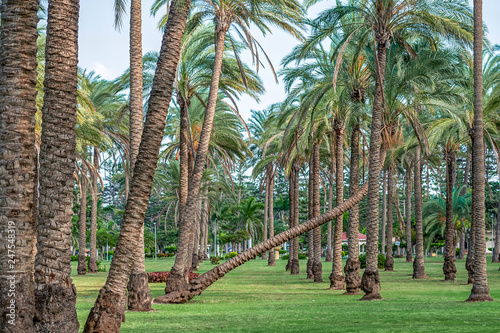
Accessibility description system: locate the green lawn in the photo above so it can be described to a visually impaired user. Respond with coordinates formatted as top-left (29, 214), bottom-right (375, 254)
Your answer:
top-left (73, 256), bottom-right (500, 332)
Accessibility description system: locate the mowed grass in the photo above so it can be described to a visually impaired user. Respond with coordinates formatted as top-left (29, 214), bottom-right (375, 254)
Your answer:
top-left (73, 256), bottom-right (500, 332)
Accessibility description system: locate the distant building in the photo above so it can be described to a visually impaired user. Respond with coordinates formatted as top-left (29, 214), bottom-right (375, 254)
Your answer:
top-left (342, 232), bottom-right (367, 253)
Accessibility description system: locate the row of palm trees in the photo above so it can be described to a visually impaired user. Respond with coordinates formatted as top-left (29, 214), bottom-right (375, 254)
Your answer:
top-left (0, 1), bottom-right (497, 333)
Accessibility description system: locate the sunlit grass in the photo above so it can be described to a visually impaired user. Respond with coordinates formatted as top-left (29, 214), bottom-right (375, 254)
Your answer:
top-left (73, 256), bottom-right (500, 332)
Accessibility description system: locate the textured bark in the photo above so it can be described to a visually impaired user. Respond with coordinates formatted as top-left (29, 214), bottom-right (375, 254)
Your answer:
top-left (493, 198), bottom-right (500, 263)
top-left (191, 199), bottom-right (202, 271)
top-left (312, 142), bottom-right (323, 283)
top-left (268, 175), bottom-right (276, 266)
top-left (154, 175), bottom-right (372, 304)
top-left (290, 164), bottom-right (300, 275)
top-left (344, 122), bottom-right (361, 294)
top-left (413, 146), bottom-right (427, 279)
top-left (467, 0), bottom-right (493, 302)
top-left (381, 170), bottom-right (387, 254)
top-left (165, 17), bottom-right (229, 294)
top-left (78, 162), bottom-right (88, 275)
top-left (306, 165), bottom-right (314, 279)
top-left (83, 2), bottom-right (191, 331)
top-left (0, 1), bottom-right (39, 332)
top-left (460, 146), bottom-right (470, 261)
top-left (443, 150), bottom-right (457, 281)
top-left (360, 42), bottom-right (387, 301)
top-left (89, 148), bottom-right (99, 273)
top-left (262, 167), bottom-right (270, 261)
top-left (33, 1), bottom-right (80, 330)
top-left (286, 173), bottom-right (293, 272)
top-left (330, 123), bottom-right (345, 289)
top-left (405, 168), bottom-right (413, 263)
top-left (326, 135), bottom-right (335, 263)
top-left (385, 164), bottom-right (394, 272)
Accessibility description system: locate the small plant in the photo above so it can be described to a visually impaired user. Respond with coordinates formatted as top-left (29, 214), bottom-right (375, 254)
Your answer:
top-left (359, 253), bottom-right (386, 269)
top-left (278, 250), bottom-right (287, 254)
top-left (210, 256), bottom-right (220, 265)
top-left (165, 245), bottom-right (178, 253)
top-left (281, 254), bottom-right (289, 260)
top-left (281, 254), bottom-right (307, 260)
top-left (224, 252), bottom-right (238, 259)
top-left (71, 255), bottom-right (78, 261)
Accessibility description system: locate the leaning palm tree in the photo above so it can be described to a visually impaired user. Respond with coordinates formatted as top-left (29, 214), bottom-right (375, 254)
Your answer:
top-left (467, 0), bottom-right (493, 302)
top-left (160, 0), bottom-right (305, 299)
top-left (308, 0), bottom-right (473, 300)
top-left (84, 1), bottom-right (192, 331)
top-left (0, 2), bottom-right (39, 332)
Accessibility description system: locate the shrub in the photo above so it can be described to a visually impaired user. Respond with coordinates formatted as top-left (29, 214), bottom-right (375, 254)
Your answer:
top-left (224, 252), bottom-right (238, 259)
top-left (71, 255), bottom-right (78, 261)
top-left (165, 245), bottom-right (178, 253)
top-left (210, 256), bottom-right (221, 265)
top-left (342, 251), bottom-right (348, 257)
top-left (281, 254), bottom-right (307, 260)
top-left (278, 250), bottom-right (287, 254)
top-left (359, 253), bottom-right (386, 269)
top-left (281, 254), bottom-right (289, 260)
top-left (147, 271), bottom-right (200, 283)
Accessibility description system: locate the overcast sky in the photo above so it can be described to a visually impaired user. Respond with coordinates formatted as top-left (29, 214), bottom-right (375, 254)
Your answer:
top-left (78, 0), bottom-right (500, 122)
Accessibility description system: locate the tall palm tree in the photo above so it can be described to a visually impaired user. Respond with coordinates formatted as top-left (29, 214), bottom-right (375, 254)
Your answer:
top-left (467, 0), bottom-right (493, 302)
top-left (78, 155), bottom-right (88, 275)
top-left (309, 0), bottom-right (473, 301)
top-left (0, 1), bottom-right (39, 331)
top-left (161, 0), bottom-right (304, 299)
top-left (413, 145), bottom-right (427, 279)
top-left (84, 1), bottom-right (192, 331)
top-left (385, 163), bottom-right (395, 271)
top-left (33, 0), bottom-right (80, 331)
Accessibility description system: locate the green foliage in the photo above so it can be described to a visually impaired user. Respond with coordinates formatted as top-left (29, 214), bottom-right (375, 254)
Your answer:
top-left (359, 253), bottom-right (386, 269)
top-left (165, 245), bottom-right (178, 253)
top-left (210, 257), bottom-right (221, 265)
top-left (224, 252), bottom-right (238, 260)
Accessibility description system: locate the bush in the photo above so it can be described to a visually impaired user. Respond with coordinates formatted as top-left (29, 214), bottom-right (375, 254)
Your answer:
top-left (281, 254), bottom-right (307, 260)
top-left (359, 253), bottom-right (386, 269)
top-left (224, 252), bottom-right (238, 259)
top-left (278, 250), bottom-right (287, 254)
top-left (157, 253), bottom-right (174, 258)
top-left (210, 257), bottom-right (220, 265)
top-left (71, 255), bottom-right (78, 261)
top-left (342, 251), bottom-right (348, 257)
top-left (147, 271), bottom-right (200, 283)
top-left (456, 248), bottom-right (460, 257)
top-left (281, 254), bottom-right (289, 260)
top-left (165, 245), bottom-right (178, 253)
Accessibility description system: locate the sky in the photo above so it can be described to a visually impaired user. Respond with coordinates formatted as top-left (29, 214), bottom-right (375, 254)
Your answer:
top-left (78, 0), bottom-right (500, 123)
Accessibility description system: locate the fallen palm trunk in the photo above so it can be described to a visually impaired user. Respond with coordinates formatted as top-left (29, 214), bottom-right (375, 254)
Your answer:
top-left (154, 179), bottom-right (369, 304)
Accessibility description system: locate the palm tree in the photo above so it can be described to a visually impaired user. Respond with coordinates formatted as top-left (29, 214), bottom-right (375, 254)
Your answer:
top-left (467, 0), bottom-right (493, 302)
top-left (33, 0), bottom-right (80, 331)
top-left (84, 1), bottom-right (192, 331)
top-left (385, 163), bottom-right (395, 271)
top-left (0, 1), bottom-right (39, 331)
top-left (78, 158), bottom-right (88, 275)
top-left (413, 145), bottom-right (427, 279)
top-left (308, 0), bottom-right (473, 301)
top-left (161, 0), bottom-right (304, 299)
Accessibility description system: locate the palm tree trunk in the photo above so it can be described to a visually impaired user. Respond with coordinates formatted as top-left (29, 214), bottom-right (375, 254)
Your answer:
top-left (290, 163), bottom-right (300, 275)
top-left (89, 148), bottom-right (99, 273)
top-left (413, 146), bottom-right (427, 279)
top-left (164, 18), bottom-right (230, 295)
top-left (443, 149), bottom-right (457, 280)
top-left (344, 121), bottom-right (361, 294)
top-left (330, 123), bottom-right (345, 289)
top-left (381, 170), bottom-right (387, 254)
top-left (78, 161), bottom-right (88, 275)
top-left (286, 171), bottom-right (294, 271)
top-left (31, 0), bottom-right (79, 331)
top-left (467, 0), bottom-right (493, 302)
top-left (191, 198), bottom-right (202, 271)
top-left (306, 161), bottom-right (314, 279)
top-left (262, 168), bottom-right (270, 261)
top-left (405, 168), bottom-right (413, 263)
top-left (312, 142), bottom-right (323, 282)
top-left (83, 2), bottom-right (191, 331)
top-left (360, 42), bottom-right (387, 301)
top-left (385, 164), bottom-right (394, 271)
top-left (494, 199), bottom-right (500, 263)
top-left (459, 145), bottom-right (470, 260)
top-left (268, 174), bottom-right (276, 266)
top-left (326, 134), bottom-right (335, 262)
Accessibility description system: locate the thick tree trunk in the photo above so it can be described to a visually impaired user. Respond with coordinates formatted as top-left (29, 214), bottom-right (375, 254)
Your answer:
top-left (413, 146), bottom-right (427, 279)
top-left (344, 122), bottom-right (361, 294)
top-left (83, 2), bottom-right (191, 331)
top-left (459, 146), bottom-right (470, 260)
top-left (154, 174), bottom-right (372, 304)
top-left (405, 168), bottom-right (413, 263)
top-left (89, 148), bottom-right (99, 273)
top-left (494, 198), bottom-right (500, 263)
top-left (268, 175), bottom-right (276, 266)
top-left (191, 198), bottom-right (202, 271)
top-left (312, 142), bottom-right (323, 282)
top-left (385, 164), bottom-right (394, 271)
top-left (32, 0), bottom-right (80, 332)
top-left (443, 150), bottom-right (457, 281)
top-left (78, 162), bottom-right (88, 275)
top-left (381, 170), bottom-right (387, 254)
top-left (326, 135), bottom-right (335, 262)
top-left (306, 164), bottom-right (314, 279)
top-left (164, 18), bottom-right (229, 295)
top-left (262, 168), bottom-right (270, 261)
top-left (290, 164), bottom-right (300, 275)
top-left (286, 173), bottom-right (293, 271)
top-left (467, 0), bottom-right (493, 302)
top-left (360, 42), bottom-right (387, 301)
top-left (330, 124), bottom-right (345, 289)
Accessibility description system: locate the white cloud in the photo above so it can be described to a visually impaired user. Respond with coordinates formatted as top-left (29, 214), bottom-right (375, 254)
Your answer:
top-left (89, 61), bottom-right (116, 80)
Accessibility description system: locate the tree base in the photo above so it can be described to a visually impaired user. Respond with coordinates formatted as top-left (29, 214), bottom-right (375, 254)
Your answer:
top-left (306, 258), bottom-right (313, 279)
top-left (405, 254), bottom-right (413, 263)
top-left (268, 251), bottom-right (275, 266)
top-left (290, 259), bottom-right (300, 275)
top-left (34, 283), bottom-right (79, 332)
top-left (77, 255), bottom-right (86, 275)
top-left (412, 260), bottom-right (427, 279)
top-left (443, 258), bottom-right (457, 281)
top-left (1, 273), bottom-right (34, 332)
top-left (127, 272), bottom-right (152, 311)
top-left (191, 253), bottom-right (199, 271)
top-left (328, 273), bottom-right (345, 290)
top-left (344, 258), bottom-right (361, 294)
top-left (466, 285), bottom-right (494, 302)
top-left (312, 261), bottom-right (323, 282)
top-left (360, 269), bottom-right (382, 301)
top-left (88, 257), bottom-right (98, 273)
top-left (83, 288), bottom-right (126, 333)
top-left (164, 268), bottom-right (189, 294)
top-left (384, 256), bottom-right (394, 271)
top-left (285, 259), bottom-right (291, 271)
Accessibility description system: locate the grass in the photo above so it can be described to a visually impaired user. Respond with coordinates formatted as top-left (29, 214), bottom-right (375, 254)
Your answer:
top-left (73, 256), bottom-right (500, 332)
